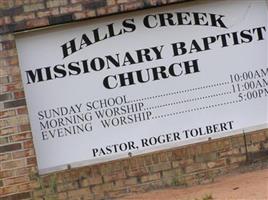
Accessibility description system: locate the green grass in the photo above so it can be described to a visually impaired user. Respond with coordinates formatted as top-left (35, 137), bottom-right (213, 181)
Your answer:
top-left (194, 193), bottom-right (214, 200)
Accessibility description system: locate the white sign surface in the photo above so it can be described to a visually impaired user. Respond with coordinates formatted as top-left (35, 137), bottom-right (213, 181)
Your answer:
top-left (16, 0), bottom-right (268, 174)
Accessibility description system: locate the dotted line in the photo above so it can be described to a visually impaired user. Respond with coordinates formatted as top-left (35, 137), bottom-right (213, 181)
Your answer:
top-left (151, 100), bottom-right (241, 120)
top-left (129, 81), bottom-right (230, 103)
top-left (144, 91), bottom-right (232, 111)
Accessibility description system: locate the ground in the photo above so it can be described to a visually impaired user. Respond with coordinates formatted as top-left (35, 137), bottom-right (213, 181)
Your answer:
top-left (119, 162), bottom-right (268, 200)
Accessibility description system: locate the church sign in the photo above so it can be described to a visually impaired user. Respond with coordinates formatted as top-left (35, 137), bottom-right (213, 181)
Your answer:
top-left (16, 0), bottom-right (268, 174)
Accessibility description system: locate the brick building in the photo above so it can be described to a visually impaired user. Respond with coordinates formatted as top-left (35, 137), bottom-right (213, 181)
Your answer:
top-left (0, 0), bottom-right (268, 200)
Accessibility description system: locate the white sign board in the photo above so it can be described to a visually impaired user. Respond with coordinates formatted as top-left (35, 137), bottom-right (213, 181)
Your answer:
top-left (16, 0), bottom-right (268, 174)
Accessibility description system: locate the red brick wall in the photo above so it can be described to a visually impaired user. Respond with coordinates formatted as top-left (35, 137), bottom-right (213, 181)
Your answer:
top-left (31, 130), bottom-right (268, 200)
top-left (0, 0), bottom-right (267, 199)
